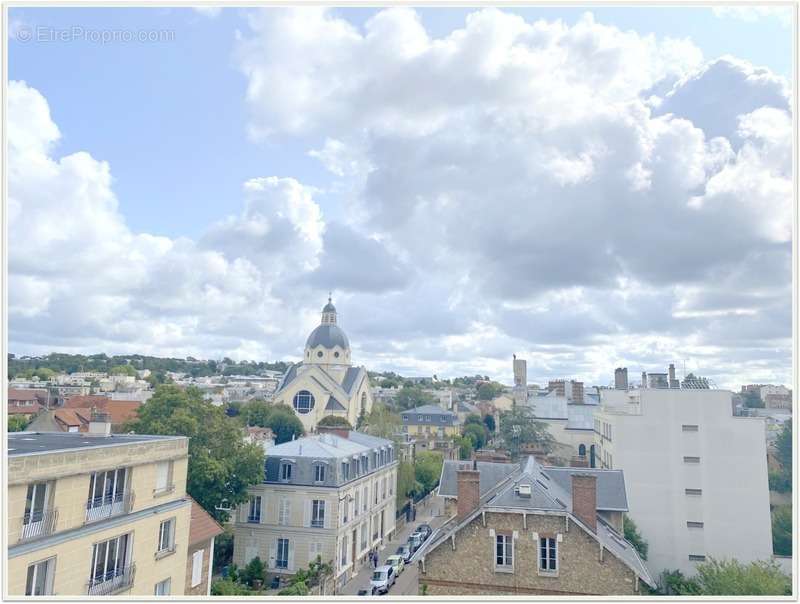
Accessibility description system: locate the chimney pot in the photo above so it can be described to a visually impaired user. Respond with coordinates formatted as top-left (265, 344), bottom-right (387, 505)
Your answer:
top-left (571, 473), bottom-right (597, 532)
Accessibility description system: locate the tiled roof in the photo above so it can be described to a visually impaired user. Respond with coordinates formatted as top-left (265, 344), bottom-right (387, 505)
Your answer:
top-left (8, 402), bottom-right (42, 414)
top-left (188, 496), bottom-right (224, 546)
top-left (8, 388), bottom-right (45, 402)
top-left (64, 395), bottom-right (110, 408)
top-left (54, 408), bottom-right (92, 430)
top-left (64, 396), bottom-right (140, 425)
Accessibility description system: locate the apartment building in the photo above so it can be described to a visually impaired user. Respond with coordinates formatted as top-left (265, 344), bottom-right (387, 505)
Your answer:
top-left (232, 429), bottom-right (397, 592)
top-left (8, 423), bottom-right (191, 596)
top-left (593, 388), bottom-right (772, 578)
top-left (401, 404), bottom-right (460, 439)
top-left (418, 457), bottom-right (654, 595)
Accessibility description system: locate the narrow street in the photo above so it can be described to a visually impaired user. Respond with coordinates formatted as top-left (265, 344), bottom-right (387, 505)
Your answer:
top-left (338, 495), bottom-right (449, 596)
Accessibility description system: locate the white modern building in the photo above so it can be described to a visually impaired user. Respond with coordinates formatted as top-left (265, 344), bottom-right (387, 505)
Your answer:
top-left (593, 388), bottom-right (773, 579)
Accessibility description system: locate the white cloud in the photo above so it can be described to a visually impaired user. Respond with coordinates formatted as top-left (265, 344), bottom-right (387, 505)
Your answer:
top-left (713, 6), bottom-right (793, 27)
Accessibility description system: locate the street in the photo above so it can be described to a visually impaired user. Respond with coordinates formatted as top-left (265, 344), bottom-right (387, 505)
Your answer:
top-left (339, 495), bottom-right (449, 596)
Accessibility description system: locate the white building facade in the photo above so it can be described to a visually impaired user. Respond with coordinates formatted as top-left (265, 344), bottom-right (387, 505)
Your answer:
top-left (593, 388), bottom-right (773, 579)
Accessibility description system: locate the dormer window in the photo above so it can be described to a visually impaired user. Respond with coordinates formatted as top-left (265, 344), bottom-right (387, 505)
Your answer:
top-left (314, 464), bottom-right (326, 483)
top-left (280, 462), bottom-right (293, 482)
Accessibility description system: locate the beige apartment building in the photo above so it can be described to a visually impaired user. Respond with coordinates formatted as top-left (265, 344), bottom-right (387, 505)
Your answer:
top-left (233, 428), bottom-right (397, 592)
top-left (7, 421), bottom-right (191, 596)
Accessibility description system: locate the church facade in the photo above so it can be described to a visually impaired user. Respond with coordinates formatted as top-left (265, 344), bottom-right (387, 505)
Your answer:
top-left (272, 298), bottom-right (373, 432)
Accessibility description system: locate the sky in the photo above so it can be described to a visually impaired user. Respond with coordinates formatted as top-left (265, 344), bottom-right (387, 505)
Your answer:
top-left (7, 5), bottom-right (795, 389)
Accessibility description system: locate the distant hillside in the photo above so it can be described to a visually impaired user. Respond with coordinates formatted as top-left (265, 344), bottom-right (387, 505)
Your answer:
top-left (8, 353), bottom-right (290, 379)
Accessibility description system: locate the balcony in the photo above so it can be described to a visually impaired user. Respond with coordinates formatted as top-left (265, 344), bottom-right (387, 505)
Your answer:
top-left (85, 491), bottom-right (134, 524)
top-left (87, 564), bottom-right (135, 596)
top-left (19, 508), bottom-right (58, 542)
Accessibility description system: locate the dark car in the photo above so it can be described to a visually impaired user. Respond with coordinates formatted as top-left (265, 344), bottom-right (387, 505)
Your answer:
top-left (396, 544), bottom-right (413, 563)
top-left (416, 524), bottom-right (433, 540)
top-left (358, 588), bottom-right (375, 596)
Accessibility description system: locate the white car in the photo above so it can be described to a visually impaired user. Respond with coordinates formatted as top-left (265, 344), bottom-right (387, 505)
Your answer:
top-left (370, 565), bottom-right (396, 594)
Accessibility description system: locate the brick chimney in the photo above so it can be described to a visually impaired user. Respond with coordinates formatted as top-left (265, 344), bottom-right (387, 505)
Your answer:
top-left (571, 473), bottom-right (597, 532)
top-left (456, 461), bottom-right (481, 521)
top-left (317, 425), bottom-right (350, 440)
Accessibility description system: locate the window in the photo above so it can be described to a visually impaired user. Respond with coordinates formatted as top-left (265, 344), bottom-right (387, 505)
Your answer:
top-left (361, 522), bottom-right (368, 550)
top-left (87, 468), bottom-right (127, 510)
top-left (314, 464), bottom-right (326, 483)
top-left (682, 424), bottom-right (699, 432)
top-left (341, 462), bottom-right (350, 481)
top-left (276, 538), bottom-right (289, 569)
top-left (342, 497), bottom-right (349, 524)
top-left (689, 554), bottom-right (706, 561)
top-left (495, 534), bottom-right (513, 569)
top-left (248, 496), bottom-right (262, 523)
top-left (155, 578), bottom-right (171, 596)
top-left (279, 499), bottom-right (290, 526)
top-left (157, 518), bottom-right (175, 553)
top-left (382, 477), bottom-right (386, 500)
top-left (26, 558), bottom-right (55, 596)
top-left (389, 474), bottom-right (394, 496)
top-left (23, 481), bottom-right (51, 534)
top-left (191, 550), bottom-right (203, 587)
top-left (354, 490), bottom-right (360, 517)
top-left (683, 456), bottom-right (701, 464)
top-left (340, 535), bottom-right (348, 567)
top-left (363, 485), bottom-right (369, 513)
top-left (539, 537), bottom-right (557, 572)
top-left (292, 390), bottom-right (315, 414)
top-left (687, 521), bottom-right (704, 529)
top-left (89, 533), bottom-right (130, 590)
top-left (309, 542), bottom-right (323, 563)
top-left (312, 500), bottom-right (325, 528)
top-left (685, 488), bottom-right (702, 496)
top-left (362, 455), bottom-right (369, 472)
top-left (317, 351), bottom-right (323, 358)
top-left (155, 461), bottom-right (174, 494)
top-left (280, 462), bottom-right (293, 482)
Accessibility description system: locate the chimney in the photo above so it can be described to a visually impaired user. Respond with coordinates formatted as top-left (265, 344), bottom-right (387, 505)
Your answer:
top-left (88, 410), bottom-right (112, 436)
top-left (641, 372), bottom-right (647, 388)
top-left (571, 473), bottom-right (597, 532)
top-left (456, 461), bottom-right (481, 521)
top-left (317, 425), bottom-right (349, 440)
top-left (570, 455), bottom-right (589, 468)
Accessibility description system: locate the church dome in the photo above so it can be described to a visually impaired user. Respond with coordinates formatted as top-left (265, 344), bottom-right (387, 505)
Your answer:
top-left (305, 323), bottom-right (350, 350)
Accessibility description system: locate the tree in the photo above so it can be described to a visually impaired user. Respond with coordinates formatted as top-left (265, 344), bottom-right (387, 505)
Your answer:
top-left (742, 390), bottom-right (764, 408)
top-left (772, 505), bottom-right (792, 556)
top-left (497, 406), bottom-right (553, 458)
top-left (623, 516), bottom-right (648, 560)
top-left (213, 528), bottom-right (234, 573)
top-left (240, 399), bottom-right (272, 427)
top-left (241, 556), bottom-right (267, 588)
top-left (267, 407), bottom-right (305, 444)
top-left (318, 415), bottom-right (353, 429)
top-left (455, 435), bottom-right (474, 460)
top-left (476, 382), bottom-right (504, 401)
top-left (109, 364), bottom-right (137, 377)
top-left (279, 582), bottom-right (308, 595)
top-left (125, 384), bottom-right (265, 522)
top-left (396, 460), bottom-right (418, 506)
top-left (364, 402), bottom-right (401, 439)
top-left (692, 558), bottom-right (790, 595)
top-left (464, 414), bottom-right (483, 427)
top-left (776, 420), bottom-right (792, 471)
top-left (8, 415), bottom-right (30, 432)
top-left (211, 579), bottom-right (254, 595)
top-left (414, 451), bottom-right (444, 496)
top-left (33, 367), bottom-right (56, 381)
top-left (483, 414), bottom-right (496, 433)
top-left (394, 386), bottom-right (437, 411)
top-left (463, 423), bottom-right (488, 450)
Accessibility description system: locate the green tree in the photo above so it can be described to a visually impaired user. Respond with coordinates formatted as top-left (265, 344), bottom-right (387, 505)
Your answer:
top-left (125, 384), bottom-right (264, 522)
top-left (776, 420), bottom-right (792, 471)
top-left (210, 579), bottom-right (254, 595)
top-left (742, 390), bottom-right (764, 408)
top-left (463, 423), bottom-right (488, 450)
top-left (623, 516), bottom-right (648, 560)
top-left (772, 505), bottom-right (792, 556)
top-left (476, 382), bottom-right (504, 400)
top-left (396, 460), bottom-right (418, 506)
top-left (395, 386), bottom-right (437, 411)
top-left (267, 407), bottom-right (305, 444)
top-left (240, 399), bottom-right (272, 427)
top-left (109, 364), bottom-right (137, 377)
top-left (661, 569), bottom-right (701, 595)
top-left (455, 435), bottom-right (474, 460)
top-left (279, 581), bottom-right (308, 595)
top-left (8, 415), bottom-right (30, 432)
top-left (364, 402), bottom-right (401, 439)
top-left (318, 415), bottom-right (353, 429)
top-left (692, 558), bottom-right (790, 595)
top-left (483, 414), bottom-right (496, 433)
top-left (464, 414), bottom-right (483, 427)
top-left (33, 367), bottom-right (56, 381)
top-left (241, 556), bottom-right (267, 588)
top-left (213, 528), bottom-right (234, 573)
top-left (414, 451), bottom-right (444, 496)
top-left (497, 406), bottom-right (553, 458)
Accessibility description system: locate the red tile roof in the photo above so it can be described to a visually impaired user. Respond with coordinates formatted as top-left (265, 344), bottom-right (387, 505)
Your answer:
top-left (8, 401), bottom-right (42, 415)
top-left (188, 496), bottom-right (224, 546)
top-left (53, 408), bottom-right (92, 431)
top-left (64, 395), bottom-right (140, 425)
top-left (8, 388), bottom-right (46, 402)
top-left (64, 395), bottom-right (111, 409)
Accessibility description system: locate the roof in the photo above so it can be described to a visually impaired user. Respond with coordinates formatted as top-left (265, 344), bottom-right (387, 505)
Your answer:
top-left (341, 367), bottom-right (363, 394)
top-left (8, 401), bottom-right (43, 414)
top-left (266, 431), bottom-right (391, 459)
top-left (306, 323), bottom-right (350, 350)
top-left (52, 408), bottom-right (92, 431)
top-left (64, 394), bottom-right (110, 408)
top-left (188, 497), bottom-right (224, 545)
top-left (438, 460), bottom-right (519, 498)
top-left (544, 467), bottom-right (628, 511)
top-left (325, 396), bottom-right (347, 411)
top-left (402, 405), bottom-right (458, 426)
top-left (63, 396), bottom-right (140, 425)
top-left (421, 456), bottom-right (654, 588)
top-left (8, 388), bottom-right (45, 402)
top-left (8, 431), bottom-right (187, 456)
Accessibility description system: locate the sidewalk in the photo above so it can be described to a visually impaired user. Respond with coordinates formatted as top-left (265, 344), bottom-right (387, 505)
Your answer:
top-left (338, 495), bottom-right (448, 595)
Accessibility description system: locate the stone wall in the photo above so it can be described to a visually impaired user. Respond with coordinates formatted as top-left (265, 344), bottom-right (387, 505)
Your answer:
top-left (420, 511), bottom-right (642, 596)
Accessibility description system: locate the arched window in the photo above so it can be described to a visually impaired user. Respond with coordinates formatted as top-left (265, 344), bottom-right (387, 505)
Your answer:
top-left (293, 390), bottom-right (315, 414)
top-left (578, 444), bottom-right (586, 457)
top-left (589, 444), bottom-right (597, 468)
top-left (360, 392), bottom-right (367, 413)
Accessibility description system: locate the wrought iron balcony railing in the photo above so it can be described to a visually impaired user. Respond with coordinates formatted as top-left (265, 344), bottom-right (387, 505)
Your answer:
top-left (87, 564), bottom-right (135, 596)
top-left (19, 508), bottom-right (58, 542)
top-left (85, 491), bottom-right (134, 523)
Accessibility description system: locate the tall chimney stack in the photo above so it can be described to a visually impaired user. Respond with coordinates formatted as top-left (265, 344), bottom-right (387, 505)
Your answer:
top-left (456, 462), bottom-right (481, 521)
top-left (571, 473), bottom-right (597, 532)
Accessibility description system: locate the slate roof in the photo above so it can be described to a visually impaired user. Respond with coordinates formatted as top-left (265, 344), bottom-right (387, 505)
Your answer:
top-left (341, 367), bottom-right (363, 394)
top-left (438, 460), bottom-right (519, 499)
top-left (402, 405), bottom-right (459, 426)
top-left (325, 396), bottom-right (347, 411)
top-left (421, 456), bottom-right (654, 588)
top-left (305, 323), bottom-right (350, 350)
top-left (544, 467), bottom-right (628, 511)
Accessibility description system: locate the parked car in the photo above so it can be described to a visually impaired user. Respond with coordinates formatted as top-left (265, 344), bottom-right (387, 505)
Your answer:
top-left (385, 554), bottom-right (405, 575)
top-left (396, 544), bottom-right (413, 563)
top-left (370, 565), bottom-right (396, 594)
top-left (416, 524), bottom-right (433, 540)
top-left (407, 533), bottom-right (423, 552)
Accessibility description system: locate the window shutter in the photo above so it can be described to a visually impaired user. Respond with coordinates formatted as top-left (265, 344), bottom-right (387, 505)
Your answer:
top-left (268, 540), bottom-right (277, 569)
top-left (288, 540), bottom-right (295, 572)
top-left (324, 501), bottom-right (330, 529)
top-left (304, 501), bottom-right (311, 528)
top-left (156, 462), bottom-right (168, 491)
top-left (191, 549), bottom-right (203, 587)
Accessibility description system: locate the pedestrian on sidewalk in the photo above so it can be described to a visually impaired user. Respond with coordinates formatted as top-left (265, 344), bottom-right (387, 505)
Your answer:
top-left (372, 548), bottom-right (378, 569)
top-left (368, 550), bottom-right (374, 569)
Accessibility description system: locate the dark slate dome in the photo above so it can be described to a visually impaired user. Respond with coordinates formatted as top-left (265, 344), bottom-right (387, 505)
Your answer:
top-left (305, 323), bottom-right (350, 350)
